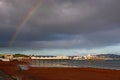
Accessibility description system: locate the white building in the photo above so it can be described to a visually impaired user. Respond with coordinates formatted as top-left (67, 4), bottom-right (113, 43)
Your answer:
top-left (31, 56), bottom-right (69, 60)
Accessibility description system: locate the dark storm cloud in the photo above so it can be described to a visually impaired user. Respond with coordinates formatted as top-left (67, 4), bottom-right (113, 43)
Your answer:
top-left (12, 28), bottom-right (120, 49)
top-left (0, 0), bottom-right (120, 48)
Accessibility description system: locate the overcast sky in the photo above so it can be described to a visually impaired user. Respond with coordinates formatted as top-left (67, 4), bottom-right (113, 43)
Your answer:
top-left (0, 0), bottom-right (120, 55)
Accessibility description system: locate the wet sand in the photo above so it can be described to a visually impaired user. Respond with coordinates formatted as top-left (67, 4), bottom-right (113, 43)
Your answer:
top-left (0, 61), bottom-right (120, 80)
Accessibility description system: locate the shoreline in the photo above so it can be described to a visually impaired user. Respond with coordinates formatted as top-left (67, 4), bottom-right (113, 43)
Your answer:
top-left (0, 61), bottom-right (120, 80)
top-left (30, 65), bottom-right (120, 71)
top-left (30, 64), bottom-right (120, 70)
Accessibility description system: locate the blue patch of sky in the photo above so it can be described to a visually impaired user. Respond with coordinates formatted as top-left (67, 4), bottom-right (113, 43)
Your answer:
top-left (0, 44), bottom-right (120, 55)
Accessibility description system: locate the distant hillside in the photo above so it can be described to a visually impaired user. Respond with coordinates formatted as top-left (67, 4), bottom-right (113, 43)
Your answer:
top-left (96, 54), bottom-right (120, 59)
top-left (13, 54), bottom-right (29, 57)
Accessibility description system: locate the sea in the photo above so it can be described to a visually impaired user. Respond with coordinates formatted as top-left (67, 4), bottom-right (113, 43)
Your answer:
top-left (30, 59), bottom-right (120, 70)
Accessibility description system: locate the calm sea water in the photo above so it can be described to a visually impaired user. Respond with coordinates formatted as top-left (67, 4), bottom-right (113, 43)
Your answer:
top-left (30, 60), bottom-right (120, 70)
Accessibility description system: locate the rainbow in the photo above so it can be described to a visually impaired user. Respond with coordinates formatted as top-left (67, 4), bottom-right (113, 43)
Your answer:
top-left (8, 0), bottom-right (41, 47)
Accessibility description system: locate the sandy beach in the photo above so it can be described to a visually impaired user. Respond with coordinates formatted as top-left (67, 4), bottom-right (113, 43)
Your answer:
top-left (0, 61), bottom-right (120, 80)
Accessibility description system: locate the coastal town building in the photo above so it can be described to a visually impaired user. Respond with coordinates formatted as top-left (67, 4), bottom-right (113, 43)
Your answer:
top-left (0, 53), bottom-right (119, 61)
top-left (31, 56), bottom-right (69, 60)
